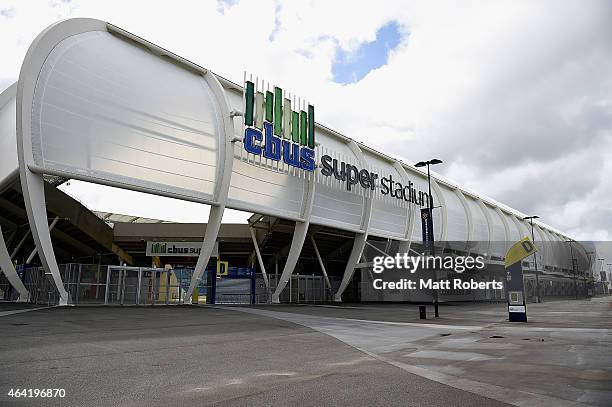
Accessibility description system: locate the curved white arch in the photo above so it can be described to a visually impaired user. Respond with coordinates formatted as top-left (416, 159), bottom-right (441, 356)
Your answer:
top-left (183, 71), bottom-right (236, 303)
top-left (17, 18), bottom-right (108, 305)
top-left (334, 140), bottom-right (373, 302)
top-left (0, 225), bottom-right (29, 302)
top-left (16, 18), bottom-right (236, 305)
top-left (493, 208), bottom-right (512, 262)
top-left (271, 168), bottom-right (316, 303)
top-left (0, 83), bottom-right (29, 302)
top-left (430, 178), bottom-right (447, 242)
top-left (455, 189), bottom-right (473, 253)
top-left (476, 199), bottom-right (493, 259)
top-left (532, 224), bottom-right (547, 269)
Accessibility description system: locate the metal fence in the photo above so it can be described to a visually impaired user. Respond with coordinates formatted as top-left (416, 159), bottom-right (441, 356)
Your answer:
top-left (268, 274), bottom-right (333, 303)
top-left (6, 264), bottom-right (266, 306)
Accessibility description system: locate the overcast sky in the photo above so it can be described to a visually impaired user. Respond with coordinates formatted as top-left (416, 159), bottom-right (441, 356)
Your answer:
top-left (1, 0), bottom-right (611, 242)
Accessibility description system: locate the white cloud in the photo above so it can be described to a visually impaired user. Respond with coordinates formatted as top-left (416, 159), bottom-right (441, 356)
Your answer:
top-left (1, 0), bottom-right (610, 239)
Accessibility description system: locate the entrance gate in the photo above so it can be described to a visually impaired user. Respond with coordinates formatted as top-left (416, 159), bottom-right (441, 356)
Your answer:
top-left (104, 266), bottom-right (182, 305)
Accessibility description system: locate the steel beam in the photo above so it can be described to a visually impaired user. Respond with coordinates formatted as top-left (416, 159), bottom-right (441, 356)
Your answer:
top-left (250, 226), bottom-right (269, 289)
top-left (25, 216), bottom-right (59, 264)
top-left (0, 224), bottom-right (29, 301)
top-left (310, 235), bottom-right (331, 289)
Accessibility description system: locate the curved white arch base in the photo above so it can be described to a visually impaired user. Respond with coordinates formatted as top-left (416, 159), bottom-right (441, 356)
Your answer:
top-left (334, 140), bottom-right (372, 303)
top-left (182, 71), bottom-right (235, 303)
top-left (334, 232), bottom-right (367, 302)
top-left (18, 171), bottom-right (69, 305)
top-left (0, 225), bottom-right (30, 302)
top-left (271, 220), bottom-right (310, 303)
top-left (271, 157), bottom-right (316, 303)
top-left (183, 205), bottom-right (225, 303)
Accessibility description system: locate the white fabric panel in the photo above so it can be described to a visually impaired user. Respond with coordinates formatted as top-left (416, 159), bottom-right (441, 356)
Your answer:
top-left (532, 225), bottom-right (548, 269)
top-left (485, 204), bottom-right (506, 257)
top-left (31, 31), bottom-right (219, 202)
top-left (0, 94), bottom-right (17, 186)
top-left (542, 229), bottom-right (558, 268)
top-left (516, 218), bottom-right (531, 240)
top-left (544, 229), bottom-right (556, 269)
top-left (464, 196), bottom-right (488, 255)
top-left (311, 132), bottom-right (364, 231)
top-left (439, 187), bottom-right (468, 241)
top-left (364, 150), bottom-right (406, 239)
top-left (502, 211), bottom-right (521, 243)
top-left (554, 232), bottom-right (571, 270)
top-left (228, 142), bottom-right (306, 220)
top-left (465, 197), bottom-right (489, 242)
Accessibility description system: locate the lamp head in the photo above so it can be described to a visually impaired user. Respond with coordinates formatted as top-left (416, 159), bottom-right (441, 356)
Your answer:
top-left (523, 215), bottom-right (539, 220)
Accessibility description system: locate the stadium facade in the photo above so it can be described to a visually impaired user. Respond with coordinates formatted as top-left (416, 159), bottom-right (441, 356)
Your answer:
top-left (0, 18), bottom-right (593, 306)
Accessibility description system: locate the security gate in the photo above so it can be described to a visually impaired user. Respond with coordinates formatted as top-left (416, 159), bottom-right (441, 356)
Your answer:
top-left (104, 266), bottom-right (179, 305)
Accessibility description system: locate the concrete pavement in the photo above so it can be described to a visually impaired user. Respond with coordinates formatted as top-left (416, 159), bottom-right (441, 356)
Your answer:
top-left (0, 298), bottom-right (609, 406)
top-left (234, 297), bottom-right (612, 406)
top-left (0, 305), bottom-right (508, 407)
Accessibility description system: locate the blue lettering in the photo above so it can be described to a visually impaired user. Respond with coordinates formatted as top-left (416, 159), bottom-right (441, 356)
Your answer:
top-left (263, 122), bottom-right (281, 160)
top-left (300, 148), bottom-right (315, 172)
top-left (244, 122), bottom-right (315, 172)
top-left (282, 141), bottom-right (301, 167)
top-left (244, 128), bottom-right (262, 155)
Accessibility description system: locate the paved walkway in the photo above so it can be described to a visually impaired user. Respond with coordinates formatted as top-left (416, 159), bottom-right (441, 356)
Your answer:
top-left (229, 297), bottom-right (612, 406)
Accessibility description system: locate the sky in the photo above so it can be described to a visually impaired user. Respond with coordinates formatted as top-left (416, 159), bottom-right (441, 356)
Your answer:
top-left (0, 0), bottom-right (611, 242)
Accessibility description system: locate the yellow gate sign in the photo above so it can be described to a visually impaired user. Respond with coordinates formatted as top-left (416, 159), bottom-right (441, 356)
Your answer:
top-left (505, 237), bottom-right (537, 268)
top-left (217, 260), bottom-right (228, 276)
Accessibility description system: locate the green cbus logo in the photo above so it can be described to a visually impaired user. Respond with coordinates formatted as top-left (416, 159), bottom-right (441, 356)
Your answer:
top-left (150, 242), bottom-right (167, 255)
top-left (243, 78), bottom-right (315, 171)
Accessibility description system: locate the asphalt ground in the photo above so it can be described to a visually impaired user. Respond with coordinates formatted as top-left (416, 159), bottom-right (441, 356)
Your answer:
top-left (0, 305), bottom-right (508, 407)
top-left (0, 298), bottom-right (610, 406)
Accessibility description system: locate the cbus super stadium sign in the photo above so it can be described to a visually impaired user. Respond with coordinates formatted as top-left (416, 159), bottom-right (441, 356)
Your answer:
top-left (242, 75), bottom-right (427, 207)
top-left (243, 77), bottom-right (316, 171)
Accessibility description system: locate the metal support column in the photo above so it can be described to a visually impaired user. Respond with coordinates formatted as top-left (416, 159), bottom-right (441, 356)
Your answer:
top-left (10, 230), bottom-right (31, 260)
top-left (136, 268), bottom-right (142, 305)
top-left (104, 266), bottom-right (111, 305)
top-left (0, 224), bottom-right (30, 302)
top-left (25, 216), bottom-right (59, 264)
top-left (310, 235), bottom-right (331, 290)
top-left (249, 226), bottom-right (269, 289)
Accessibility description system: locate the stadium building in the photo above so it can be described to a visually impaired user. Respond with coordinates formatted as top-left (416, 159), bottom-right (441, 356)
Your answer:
top-left (0, 18), bottom-right (595, 306)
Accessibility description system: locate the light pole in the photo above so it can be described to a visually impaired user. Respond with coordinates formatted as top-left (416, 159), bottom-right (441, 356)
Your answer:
top-left (566, 239), bottom-right (578, 299)
top-left (523, 215), bottom-right (541, 303)
top-left (415, 158), bottom-right (443, 317)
